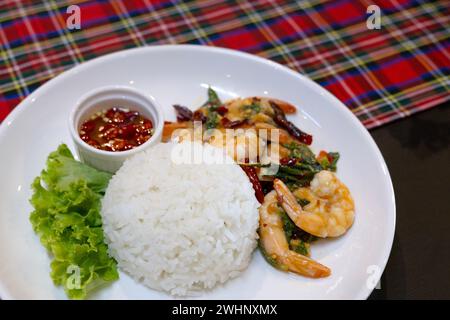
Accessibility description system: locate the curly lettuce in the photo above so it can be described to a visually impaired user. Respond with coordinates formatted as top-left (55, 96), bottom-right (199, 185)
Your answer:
top-left (29, 144), bottom-right (118, 299)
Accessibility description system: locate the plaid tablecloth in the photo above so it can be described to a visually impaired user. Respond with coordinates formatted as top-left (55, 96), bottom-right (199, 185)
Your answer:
top-left (0, 0), bottom-right (449, 128)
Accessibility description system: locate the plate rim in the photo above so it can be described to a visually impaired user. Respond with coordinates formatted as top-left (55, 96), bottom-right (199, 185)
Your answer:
top-left (0, 44), bottom-right (396, 300)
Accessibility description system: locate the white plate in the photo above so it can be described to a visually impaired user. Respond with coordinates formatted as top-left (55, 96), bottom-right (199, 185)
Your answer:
top-left (0, 45), bottom-right (395, 300)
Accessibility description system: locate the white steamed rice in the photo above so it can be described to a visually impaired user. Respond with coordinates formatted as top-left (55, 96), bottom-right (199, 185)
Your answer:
top-left (101, 142), bottom-right (260, 296)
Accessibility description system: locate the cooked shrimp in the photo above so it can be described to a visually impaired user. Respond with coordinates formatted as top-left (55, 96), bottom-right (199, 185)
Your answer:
top-left (259, 191), bottom-right (331, 278)
top-left (204, 128), bottom-right (266, 163)
top-left (274, 171), bottom-right (354, 238)
top-left (162, 121), bottom-right (191, 142)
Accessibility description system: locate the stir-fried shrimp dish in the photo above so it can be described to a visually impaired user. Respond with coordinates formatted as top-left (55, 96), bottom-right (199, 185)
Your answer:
top-left (28, 84), bottom-right (358, 299)
top-left (163, 87), bottom-right (355, 279)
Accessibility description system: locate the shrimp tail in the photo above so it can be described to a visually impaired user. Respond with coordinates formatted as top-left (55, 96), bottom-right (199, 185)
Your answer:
top-left (285, 251), bottom-right (331, 278)
top-left (273, 178), bottom-right (303, 226)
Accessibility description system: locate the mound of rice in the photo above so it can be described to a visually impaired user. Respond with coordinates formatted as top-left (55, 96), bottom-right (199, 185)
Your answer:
top-left (101, 142), bottom-right (260, 296)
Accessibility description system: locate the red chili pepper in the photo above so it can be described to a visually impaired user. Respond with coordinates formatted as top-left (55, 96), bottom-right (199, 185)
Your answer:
top-left (327, 153), bottom-right (334, 163)
top-left (193, 110), bottom-right (207, 123)
top-left (124, 111), bottom-right (139, 122)
top-left (317, 151), bottom-right (334, 163)
top-left (173, 104), bottom-right (193, 121)
top-left (118, 124), bottom-right (136, 139)
top-left (220, 117), bottom-right (230, 127)
top-left (300, 134), bottom-right (313, 145)
top-left (143, 119), bottom-right (153, 129)
top-left (280, 157), bottom-right (298, 166)
top-left (80, 119), bottom-right (96, 133)
top-left (106, 108), bottom-right (126, 124)
top-left (216, 105), bottom-right (228, 116)
top-left (270, 101), bottom-right (313, 145)
top-left (241, 166), bottom-right (265, 204)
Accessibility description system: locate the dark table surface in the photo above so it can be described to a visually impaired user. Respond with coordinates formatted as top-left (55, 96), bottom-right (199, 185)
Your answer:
top-left (368, 102), bottom-right (450, 299)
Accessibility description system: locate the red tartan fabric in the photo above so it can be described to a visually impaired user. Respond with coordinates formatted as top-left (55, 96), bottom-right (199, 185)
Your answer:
top-left (0, 0), bottom-right (449, 127)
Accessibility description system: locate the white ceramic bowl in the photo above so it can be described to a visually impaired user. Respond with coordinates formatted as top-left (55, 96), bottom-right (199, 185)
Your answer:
top-left (69, 86), bottom-right (164, 172)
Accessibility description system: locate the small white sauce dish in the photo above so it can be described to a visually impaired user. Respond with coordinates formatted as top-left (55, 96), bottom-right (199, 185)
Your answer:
top-left (69, 85), bottom-right (164, 173)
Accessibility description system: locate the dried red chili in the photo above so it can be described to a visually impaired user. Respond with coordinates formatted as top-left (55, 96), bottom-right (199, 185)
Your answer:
top-left (173, 104), bottom-right (193, 121)
top-left (279, 157), bottom-right (298, 166)
top-left (240, 165), bottom-right (265, 204)
top-left (216, 105), bottom-right (228, 116)
top-left (270, 101), bottom-right (313, 145)
top-left (221, 117), bottom-right (247, 128)
top-left (193, 110), bottom-right (207, 123)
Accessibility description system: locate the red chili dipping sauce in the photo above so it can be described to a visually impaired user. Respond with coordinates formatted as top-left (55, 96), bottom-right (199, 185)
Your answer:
top-left (79, 107), bottom-right (153, 151)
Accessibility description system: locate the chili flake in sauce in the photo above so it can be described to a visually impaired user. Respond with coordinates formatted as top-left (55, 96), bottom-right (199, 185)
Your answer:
top-left (79, 107), bottom-right (153, 152)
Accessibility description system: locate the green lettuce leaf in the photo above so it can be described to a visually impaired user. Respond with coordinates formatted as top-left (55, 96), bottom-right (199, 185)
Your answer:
top-left (29, 144), bottom-right (118, 299)
top-left (40, 144), bottom-right (112, 194)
